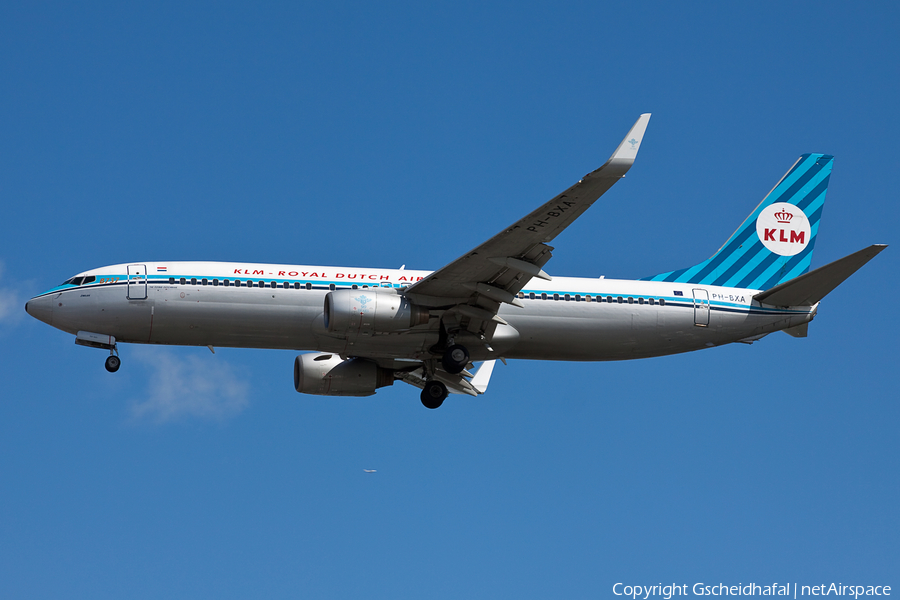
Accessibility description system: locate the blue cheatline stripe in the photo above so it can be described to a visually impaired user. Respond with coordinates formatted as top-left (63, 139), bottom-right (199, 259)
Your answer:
top-left (640, 154), bottom-right (832, 287)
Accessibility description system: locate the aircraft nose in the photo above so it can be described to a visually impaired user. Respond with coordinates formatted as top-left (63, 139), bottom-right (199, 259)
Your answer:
top-left (25, 295), bottom-right (53, 325)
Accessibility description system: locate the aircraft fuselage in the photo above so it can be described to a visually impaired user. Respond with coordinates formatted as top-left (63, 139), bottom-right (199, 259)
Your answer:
top-left (26, 261), bottom-right (813, 362)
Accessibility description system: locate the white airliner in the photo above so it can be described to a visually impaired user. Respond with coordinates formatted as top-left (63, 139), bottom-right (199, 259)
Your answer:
top-left (25, 115), bottom-right (886, 408)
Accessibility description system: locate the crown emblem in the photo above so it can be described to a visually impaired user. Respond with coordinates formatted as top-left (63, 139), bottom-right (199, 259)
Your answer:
top-left (774, 208), bottom-right (793, 223)
top-left (628, 138), bottom-right (638, 148)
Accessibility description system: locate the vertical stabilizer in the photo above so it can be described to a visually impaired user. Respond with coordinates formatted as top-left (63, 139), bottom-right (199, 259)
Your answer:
top-left (642, 154), bottom-right (833, 289)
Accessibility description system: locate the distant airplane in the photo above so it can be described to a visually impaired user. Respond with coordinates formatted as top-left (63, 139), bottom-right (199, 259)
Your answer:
top-left (25, 114), bottom-right (886, 409)
top-left (363, 470), bottom-right (377, 473)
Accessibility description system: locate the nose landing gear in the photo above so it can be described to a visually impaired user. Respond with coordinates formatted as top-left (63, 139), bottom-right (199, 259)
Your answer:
top-left (104, 347), bottom-right (122, 373)
top-left (105, 354), bottom-right (121, 373)
top-left (75, 332), bottom-right (121, 373)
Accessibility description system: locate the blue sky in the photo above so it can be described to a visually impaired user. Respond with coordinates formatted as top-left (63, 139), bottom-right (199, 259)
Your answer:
top-left (1, 2), bottom-right (897, 598)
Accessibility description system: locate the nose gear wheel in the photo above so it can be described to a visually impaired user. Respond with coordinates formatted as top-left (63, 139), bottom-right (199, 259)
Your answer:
top-left (105, 355), bottom-right (121, 373)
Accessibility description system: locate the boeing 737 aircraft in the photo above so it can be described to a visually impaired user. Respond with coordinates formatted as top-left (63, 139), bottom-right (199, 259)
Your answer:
top-left (25, 114), bottom-right (886, 408)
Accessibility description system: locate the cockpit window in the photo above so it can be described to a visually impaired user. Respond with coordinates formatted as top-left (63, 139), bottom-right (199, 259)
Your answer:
top-left (83, 276), bottom-right (95, 284)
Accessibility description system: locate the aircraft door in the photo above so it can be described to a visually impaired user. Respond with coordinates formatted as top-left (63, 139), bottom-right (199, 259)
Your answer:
top-left (692, 288), bottom-right (710, 327)
top-left (127, 264), bottom-right (148, 300)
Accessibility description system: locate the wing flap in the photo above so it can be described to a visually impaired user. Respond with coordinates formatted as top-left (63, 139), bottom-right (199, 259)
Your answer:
top-left (396, 360), bottom-right (498, 397)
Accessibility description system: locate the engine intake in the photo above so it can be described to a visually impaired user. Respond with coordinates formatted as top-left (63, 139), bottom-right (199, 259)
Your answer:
top-left (324, 289), bottom-right (429, 336)
top-left (293, 352), bottom-right (394, 396)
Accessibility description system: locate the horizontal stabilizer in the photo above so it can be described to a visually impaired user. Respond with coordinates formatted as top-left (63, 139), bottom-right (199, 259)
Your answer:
top-left (755, 244), bottom-right (887, 307)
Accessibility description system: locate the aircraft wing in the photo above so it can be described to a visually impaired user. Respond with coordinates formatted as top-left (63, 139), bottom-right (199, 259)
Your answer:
top-left (403, 114), bottom-right (650, 336)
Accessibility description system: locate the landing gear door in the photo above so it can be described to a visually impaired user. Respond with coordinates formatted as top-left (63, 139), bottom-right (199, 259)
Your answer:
top-left (692, 288), bottom-right (710, 327)
top-left (127, 264), bottom-right (148, 300)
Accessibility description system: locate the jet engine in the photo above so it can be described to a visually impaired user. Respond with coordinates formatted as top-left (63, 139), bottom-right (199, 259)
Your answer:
top-left (293, 352), bottom-right (394, 396)
top-left (323, 289), bottom-right (429, 336)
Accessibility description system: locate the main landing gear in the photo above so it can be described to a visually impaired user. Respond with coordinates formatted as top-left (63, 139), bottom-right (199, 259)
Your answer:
top-left (441, 344), bottom-right (470, 374)
top-left (105, 348), bottom-right (120, 373)
top-left (419, 341), bottom-right (470, 408)
top-left (420, 380), bottom-right (448, 409)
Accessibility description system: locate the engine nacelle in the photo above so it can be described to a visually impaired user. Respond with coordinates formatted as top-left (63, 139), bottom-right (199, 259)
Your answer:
top-left (323, 289), bottom-right (429, 336)
top-left (293, 352), bottom-right (394, 396)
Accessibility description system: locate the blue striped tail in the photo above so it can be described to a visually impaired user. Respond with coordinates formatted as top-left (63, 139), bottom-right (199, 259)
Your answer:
top-left (641, 153), bottom-right (833, 290)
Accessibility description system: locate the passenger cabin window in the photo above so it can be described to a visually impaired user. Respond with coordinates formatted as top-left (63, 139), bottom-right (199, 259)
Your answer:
top-left (191, 278), bottom-right (197, 285)
top-left (575, 295), bottom-right (581, 302)
top-left (202, 278), bottom-right (208, 286)
top-left (553, 293), bottom-right (559, 301)
top-left (213, 279), bottom-right (218, 286)
top-left (529, 292), bottom-right (535, 300)
top-left (293, 282), bottom-right (300, 289)
top-left (541, 293), bottom-right (547, 300)
top-left (352, 284), bottom-right (358, 289)
top-left (329, 284), bottom-right (335, 291)
top-left (659, 298), bottom-right (666, 306)
top-left (607, 296), bottom-right (613, 303)
top-left (627, 297), bottom-right (634, 304)
top-left (617, 296), bottom-right (624, 304)
top-left (648, 297), bottom-right (655, 305)
top-left (169, 277), bottom-right (175, 284)
top-left (306, 283), bottom-right (312, 290)
top-left (638, 297), bottom-right (644, 305)
top-left (180, 278), bottom-right (186, 285)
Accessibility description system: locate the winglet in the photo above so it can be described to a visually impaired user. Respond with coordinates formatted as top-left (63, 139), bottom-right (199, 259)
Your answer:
top-left (470, 360), bottom-right (497, 394)
top-left (601, 113), bottom-right (651, 175)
